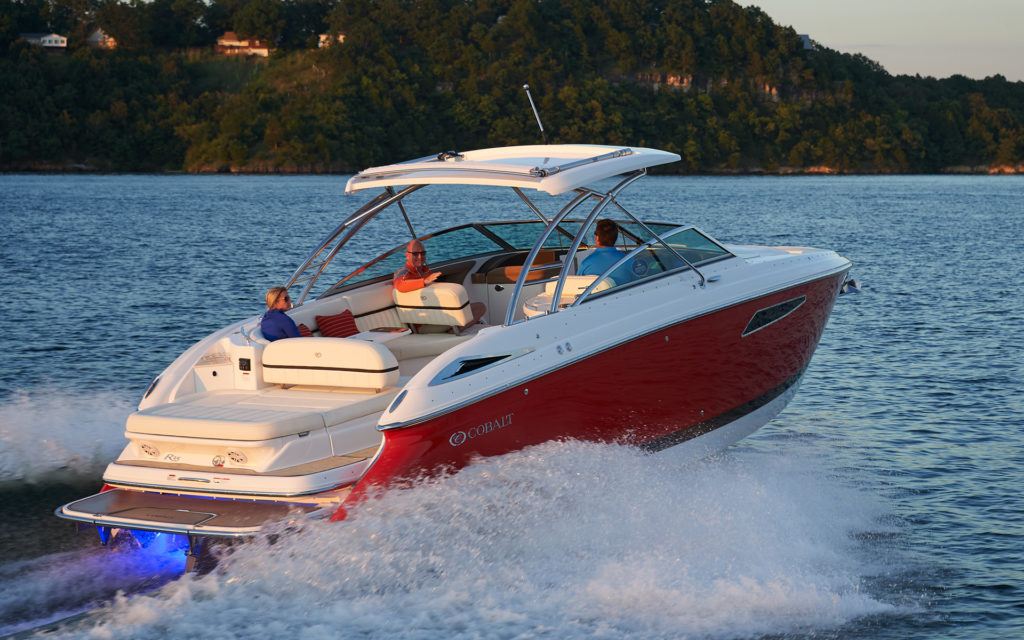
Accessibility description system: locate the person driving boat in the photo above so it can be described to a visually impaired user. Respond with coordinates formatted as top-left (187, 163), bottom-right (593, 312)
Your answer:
top-left (578, 219), bottom-right (635, 285)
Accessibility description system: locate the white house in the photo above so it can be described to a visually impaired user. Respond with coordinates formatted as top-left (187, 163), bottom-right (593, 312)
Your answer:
top-left (318, 33), bottom-right (345, 48)
top-left (216, 31), bottom-right (270, 57)
top-left (20, 33), bottom-right (67, 49)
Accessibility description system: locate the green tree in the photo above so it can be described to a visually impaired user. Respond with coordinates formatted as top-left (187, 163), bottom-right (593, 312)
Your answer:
top-left (233, 0), bottom-right (285, 44)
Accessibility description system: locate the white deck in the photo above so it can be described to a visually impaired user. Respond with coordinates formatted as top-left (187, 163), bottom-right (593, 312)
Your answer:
top-left (128, 386), bottom-right (400, 440)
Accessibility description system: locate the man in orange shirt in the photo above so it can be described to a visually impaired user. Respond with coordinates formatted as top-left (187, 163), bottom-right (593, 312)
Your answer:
top-left (393, 239), bottom-right (440, 292)
top-left (393, 239), bottom-right (486, 328)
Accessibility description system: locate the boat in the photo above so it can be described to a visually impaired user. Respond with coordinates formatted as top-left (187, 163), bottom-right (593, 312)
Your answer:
top-left (57, 145), bottom-right (852, 570)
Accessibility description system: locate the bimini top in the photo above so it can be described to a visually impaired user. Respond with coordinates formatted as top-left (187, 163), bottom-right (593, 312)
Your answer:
top-left (344, 144), bottom-right (681, 196)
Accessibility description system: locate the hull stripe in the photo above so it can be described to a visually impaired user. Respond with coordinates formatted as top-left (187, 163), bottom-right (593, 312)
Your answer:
top-left (639, 365), bottom-right (807, 452)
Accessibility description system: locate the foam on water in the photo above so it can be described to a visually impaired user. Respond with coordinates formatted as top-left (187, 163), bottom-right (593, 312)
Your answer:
top-left (0, 388), bottom-right (134, 487)
top-left (43, 440), bottom-right (902, 640)
top-left (0, 541), bottom-right (186, 636)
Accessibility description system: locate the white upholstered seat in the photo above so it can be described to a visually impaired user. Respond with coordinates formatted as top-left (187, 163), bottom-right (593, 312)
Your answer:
top-left (262, 337), bottom-right (400, 391)
top-left (393, 282), bottom-right (475, 327)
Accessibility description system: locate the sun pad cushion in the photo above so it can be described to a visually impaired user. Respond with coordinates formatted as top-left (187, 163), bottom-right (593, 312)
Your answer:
top-left (126, 388), bottom-right (399, 440)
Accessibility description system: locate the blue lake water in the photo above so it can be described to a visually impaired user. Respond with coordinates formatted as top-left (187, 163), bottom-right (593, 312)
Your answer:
top-left (0, 173), bottom-right (1021, 639)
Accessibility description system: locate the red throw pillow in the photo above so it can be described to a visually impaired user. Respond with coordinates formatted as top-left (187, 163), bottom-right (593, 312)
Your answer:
top-left (316, 310), bottom-right (359, 338)
top-left (296, 323), bottom-right (314, 337)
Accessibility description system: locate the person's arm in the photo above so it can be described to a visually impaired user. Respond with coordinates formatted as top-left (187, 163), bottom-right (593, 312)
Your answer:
top-left (394, 270), bottom-right (439, 292)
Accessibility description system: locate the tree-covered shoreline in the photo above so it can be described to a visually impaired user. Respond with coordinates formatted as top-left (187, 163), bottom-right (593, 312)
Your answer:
top-left (2, 0), bottom-right (1022, 174)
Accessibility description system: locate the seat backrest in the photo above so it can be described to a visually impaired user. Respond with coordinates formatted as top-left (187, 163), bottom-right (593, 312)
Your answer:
top-left (290, 284), bottom-right (405, 334)
top-left (262, 337), bottom-right (399, 391)
top-left (343, 284), bottom-right (405, 331)
top-left (543, 275), bottom-right (613, 297)
top-left (393, 282), bottom-right (474, 327)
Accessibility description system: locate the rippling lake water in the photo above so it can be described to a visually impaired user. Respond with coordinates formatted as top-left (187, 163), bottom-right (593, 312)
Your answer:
top-left (0, 173), bottom-right (1021, 639)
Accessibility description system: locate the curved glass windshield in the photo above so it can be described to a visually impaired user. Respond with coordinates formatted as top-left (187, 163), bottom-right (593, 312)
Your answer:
top-left (482, 221), bottom-right (573, 251)
top-left (321, 224), bottom-right (510, 295)
top-left (580, 226), bottom-right (731, 296)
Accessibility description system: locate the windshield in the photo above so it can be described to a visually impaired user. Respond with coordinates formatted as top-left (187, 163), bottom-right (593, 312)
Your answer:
top-left (481, 221), bottom-right (573, 251)
top-left (578, 226), bottom-right (732, 297)
top-left (320, 224), bottom-right (510, 296)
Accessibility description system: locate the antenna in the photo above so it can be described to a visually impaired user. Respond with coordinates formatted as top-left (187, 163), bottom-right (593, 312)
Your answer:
top-left (523, 84), bottom-right (547, 144)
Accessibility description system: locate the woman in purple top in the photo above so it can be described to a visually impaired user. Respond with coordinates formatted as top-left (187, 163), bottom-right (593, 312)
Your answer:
top-left (260, 286), bottom-right (300, 341)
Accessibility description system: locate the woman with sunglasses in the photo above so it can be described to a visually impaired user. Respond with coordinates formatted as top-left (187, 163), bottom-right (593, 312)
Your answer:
top-left (260, 286), bottom-right (301, 341)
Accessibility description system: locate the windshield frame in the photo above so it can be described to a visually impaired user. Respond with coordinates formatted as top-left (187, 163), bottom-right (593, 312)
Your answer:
top-left (570, 225), bottom-right (734, 306)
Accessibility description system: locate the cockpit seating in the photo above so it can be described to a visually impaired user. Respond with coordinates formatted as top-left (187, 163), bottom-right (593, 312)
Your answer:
top-left (393, 282), bottom-right (475, 329)
top-left (521, 275), bottom-right (614, 318)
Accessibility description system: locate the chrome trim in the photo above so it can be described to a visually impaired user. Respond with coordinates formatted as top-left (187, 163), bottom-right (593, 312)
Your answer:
top-left (547, 172), bottom-right (645, 314)
top-left (284, 185), bottom-right (424, 305)
top-left (529, 148), bottom-right (633, 177)
top-left (502, 189), bottom-right (595, 326)
top-left (572, 224), bottom-right (720, 304)
top-left (354, 165), bottom-right (545, 180)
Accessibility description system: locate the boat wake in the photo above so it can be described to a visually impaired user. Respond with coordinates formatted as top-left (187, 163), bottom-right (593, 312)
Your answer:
top-left (16, 438), bottom-right (909, 639)
top-left (0, 388), bottom-right (133, 488)
top-left (0, 542), bottom-right (185, 638)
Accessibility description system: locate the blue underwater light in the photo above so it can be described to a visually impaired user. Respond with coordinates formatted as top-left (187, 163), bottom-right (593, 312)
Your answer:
top-left (97, 527), bottom-right (191, 572)
top-left (129, 530), bottom-right (191, 573)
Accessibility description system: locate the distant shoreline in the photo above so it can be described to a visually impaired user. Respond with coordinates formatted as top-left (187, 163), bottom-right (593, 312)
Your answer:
top-left (2, 162), bottom-right (1022, 176)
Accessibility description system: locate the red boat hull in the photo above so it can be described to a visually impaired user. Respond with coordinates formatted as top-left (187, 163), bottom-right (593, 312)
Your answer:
top-left (342, 270), bottom-right (846, 507)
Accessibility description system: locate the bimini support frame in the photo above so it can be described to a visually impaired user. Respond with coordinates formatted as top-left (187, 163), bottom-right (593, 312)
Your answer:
top-left (284, 185), bottom-right (425, 305)
top-left (502, 170), bottom-right (711, 323)
top-left (502, 171), bottom-right (644, 325)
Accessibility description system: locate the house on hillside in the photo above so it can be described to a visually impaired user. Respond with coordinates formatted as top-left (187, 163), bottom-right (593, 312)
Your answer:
top-left (216, 31), bottom-right (270, 57)
top-left (318, 33), bottom-right (345, 48)
top-left (798, 34), bottom-right (815, 51)
top-left (86, 28), bottom-right (117, 49)
top-left (19, 33), bottom-right (67, 50)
